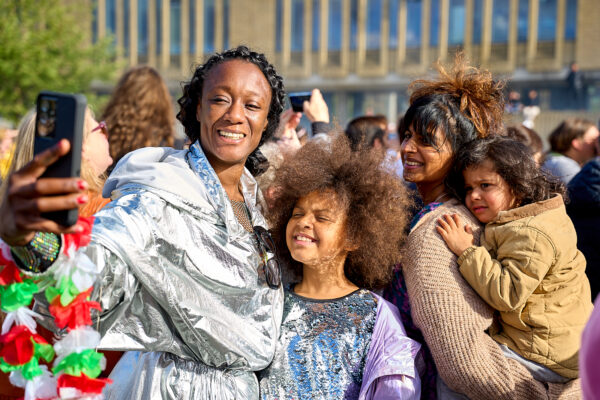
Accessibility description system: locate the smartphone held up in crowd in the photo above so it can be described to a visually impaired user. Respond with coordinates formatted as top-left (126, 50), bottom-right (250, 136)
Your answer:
top-left (288, 91), bottom-right (312, 112)
top-left (34, 91), bottom-right (86, 226)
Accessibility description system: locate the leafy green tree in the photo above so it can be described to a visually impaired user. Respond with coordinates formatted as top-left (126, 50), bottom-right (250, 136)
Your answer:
top-left (0, 0), bottom-right (117, 123)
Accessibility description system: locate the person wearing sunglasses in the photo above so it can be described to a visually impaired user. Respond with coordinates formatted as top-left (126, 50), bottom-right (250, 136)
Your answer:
top-left (0, 46), bottom-right (284, 399)
top-left (0, 107), bottom-right (112, 217)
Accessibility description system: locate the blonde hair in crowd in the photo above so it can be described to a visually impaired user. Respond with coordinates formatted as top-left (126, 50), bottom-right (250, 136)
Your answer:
top-left (0, 108), bottom-right (106, 201)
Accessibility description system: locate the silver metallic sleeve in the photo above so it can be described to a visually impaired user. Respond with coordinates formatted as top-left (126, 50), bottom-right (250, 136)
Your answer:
top-left (89, 190), bottom-right (282, 371)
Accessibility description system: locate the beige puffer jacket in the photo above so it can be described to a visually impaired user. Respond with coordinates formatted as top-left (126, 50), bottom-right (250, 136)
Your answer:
top-left (458, 194), bottom-right (593, 379)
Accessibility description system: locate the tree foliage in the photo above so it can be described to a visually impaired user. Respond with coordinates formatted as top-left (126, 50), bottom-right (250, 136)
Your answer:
top-left (0, 0), bottom-right (117, 123)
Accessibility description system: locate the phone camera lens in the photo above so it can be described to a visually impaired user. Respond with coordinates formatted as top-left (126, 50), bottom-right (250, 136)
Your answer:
top-left (40, 100), bottom-right (49, 113)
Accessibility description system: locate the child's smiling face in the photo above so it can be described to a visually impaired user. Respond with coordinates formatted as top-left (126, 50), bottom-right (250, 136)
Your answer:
top-left (286, 190), bottom-right (352, 268)
top-left (463, 160), bottom-right (518, 223)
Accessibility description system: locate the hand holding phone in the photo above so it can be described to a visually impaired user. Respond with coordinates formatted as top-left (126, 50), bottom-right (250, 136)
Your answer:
top-left (33, 91), bottom-right (86, 227)
top-left (0, 139), bottom-right (87, 246)
top-left (299, 89), bottom-right (330, 123)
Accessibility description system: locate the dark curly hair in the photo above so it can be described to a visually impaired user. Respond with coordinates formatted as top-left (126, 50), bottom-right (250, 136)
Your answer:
top-left (102, 66), bottom-right (175, 170)
top-left (448, 136), bottom-right (566, 206)
top-left (268, 133), bottom-right (412, 290)
top-left (400, 54), bottom-right (505, 156)
top-left (176, 46), bottom-right (286, 175)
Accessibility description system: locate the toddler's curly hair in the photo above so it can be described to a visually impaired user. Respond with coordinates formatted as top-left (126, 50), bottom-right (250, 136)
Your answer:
top-left (268, 133), bottom-right (411, 290)
top-left (448, 136), bottom-right (566, 206)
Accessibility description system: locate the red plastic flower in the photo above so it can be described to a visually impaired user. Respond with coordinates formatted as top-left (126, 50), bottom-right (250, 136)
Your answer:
top-left (62, 216), bottom-right (95, 252)
top-left (49, 288), bottom-right (101, 331)
top-left (57, 372), bottom-right (112, 395)
top-left (0, 262), bottom-right (23, 285)
top-left (0, 325), bottom-right (48, 365)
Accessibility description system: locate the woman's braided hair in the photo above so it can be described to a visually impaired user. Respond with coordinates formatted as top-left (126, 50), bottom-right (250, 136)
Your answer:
top-left (177, 46), bottom-right (286, 176)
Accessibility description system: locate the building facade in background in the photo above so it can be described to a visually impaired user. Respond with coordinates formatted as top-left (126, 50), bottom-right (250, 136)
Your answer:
top-left (92, 0), bottom-right (600, 128)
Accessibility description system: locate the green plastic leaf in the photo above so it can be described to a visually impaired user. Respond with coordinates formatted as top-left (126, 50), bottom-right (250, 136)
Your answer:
top-left (0, 357), bottom-right (43, 380)
top-left (57, 278), bottom-right (80, 306)
top-left (52, 348), bottom-right (103, 378)
top-left (33, 341), bottom-right (55, 363)
top-left (0, 279), bottom-right (39, 312)
top-left (45, 286), bottom-right (60, 304)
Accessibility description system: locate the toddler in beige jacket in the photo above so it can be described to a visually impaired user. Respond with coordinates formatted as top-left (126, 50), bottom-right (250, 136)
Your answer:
top-left (437, 136), bottom-right (592, 381)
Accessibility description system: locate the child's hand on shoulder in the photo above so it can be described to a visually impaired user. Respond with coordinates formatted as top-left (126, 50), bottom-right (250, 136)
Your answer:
top-left (435, 214), bottom-right (475, 256)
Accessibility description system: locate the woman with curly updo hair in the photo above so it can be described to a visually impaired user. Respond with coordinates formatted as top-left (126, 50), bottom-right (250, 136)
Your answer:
top-left (259, 133), bottom-right (421, 399)
top-left (382, 55), bottom-right (580, 399)
top-left (102, 66), bottom-right (175, 169)
top-left (0, 46), bottom-right (286, 399)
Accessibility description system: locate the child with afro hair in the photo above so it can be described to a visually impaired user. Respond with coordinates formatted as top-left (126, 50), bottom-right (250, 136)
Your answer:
top-left (258, 133), bottom-right (421, 399)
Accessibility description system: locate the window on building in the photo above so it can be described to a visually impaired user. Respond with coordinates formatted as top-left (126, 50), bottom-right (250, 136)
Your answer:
top-left (157, 0), bottom-right (162, 55)
top-left (366, 0), bottom-right (382, 49)
top-left (124, 0), bottom-right (130, 56)
top-left (106, 0), bottom-right (117, 38)
top-left (170, 0), bottom-right (181, 55)
top-left (92, 4), bottom-right (98, 43)
top-left (276, 0), bottom-right (282, 51)
top-left (328, 0), bottom-right (343, 50)
top-left (312, 0), bottom-right (320, 50)
top-left (291, 0), bottom-right (304, 52)
top-left (406, 0), bottom-right (422, 48)
top-left (538, 0), bottom-right (557, 41)
top-left (565, 0), bottom-right (577, 40)
top-left (223, 0), bottom-right (229, 49)
top-left (188, 0), bottom-right (228, 55)
top-left (430, 0), bottom-right (440, 46)
top-left (389, 0), bottom-right (399, 49)
top-left (472, 0), bottom-right (483, 44)
top-left (492, 0), bottom-right (509, 43)
top-left (350, 0), bottom-right (358, 50)
top-left (190, 0), bottom-right (196, 54)
top-left (449, 0), bottom-right (465, 45)
top-left (205, 0), bottom-right (216, 52)
top-left (517, 0), bottom-right (528, 42)
top-left (138, 0), bottom-right (149, 55)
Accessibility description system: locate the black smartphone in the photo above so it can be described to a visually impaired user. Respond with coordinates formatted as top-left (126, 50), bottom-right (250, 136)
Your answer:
top-left (289, 92), bottom-right (312, 112)
top-left (34, 91), bottom-right (86, 227)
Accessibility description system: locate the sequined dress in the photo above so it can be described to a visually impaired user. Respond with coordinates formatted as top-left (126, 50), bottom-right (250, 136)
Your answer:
top-left (259, 288), bottom-right (377, 400)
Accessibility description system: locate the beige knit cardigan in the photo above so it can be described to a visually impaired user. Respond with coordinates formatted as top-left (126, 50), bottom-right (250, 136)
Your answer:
top-left (402, 198), bottom-right (580, 399)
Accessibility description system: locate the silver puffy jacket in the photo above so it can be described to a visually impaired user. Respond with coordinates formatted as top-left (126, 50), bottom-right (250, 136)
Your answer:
top-left (36, 142), bottom-right (283, 399)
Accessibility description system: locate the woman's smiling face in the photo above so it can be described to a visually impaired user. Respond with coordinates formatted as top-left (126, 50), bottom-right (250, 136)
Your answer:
top-left (196, 59), bottom-right (271, 170)
top-left (400, 126), bottom-right (454, 187)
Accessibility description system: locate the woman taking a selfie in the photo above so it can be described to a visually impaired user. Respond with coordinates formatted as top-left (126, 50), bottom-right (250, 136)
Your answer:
top-left (0, 46), bottom-right (285, 399)
top-left (0, 107), bottom-right (112, 400)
